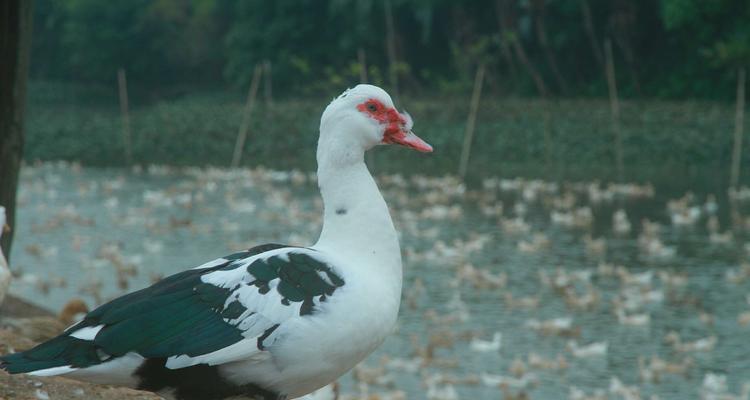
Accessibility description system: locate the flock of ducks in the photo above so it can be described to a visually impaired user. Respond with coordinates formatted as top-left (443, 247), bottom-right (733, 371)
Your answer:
top-left (4, 161), bottom-right (750, 399)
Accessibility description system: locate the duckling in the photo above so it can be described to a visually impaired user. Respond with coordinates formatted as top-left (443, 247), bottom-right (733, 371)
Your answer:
top-left (569, 387), bottom-right (607, 400)
top-left (567, 340), bottom-right (608, 358)
top-left (709, 230), bottom-right (734, 246)
top-left (527, 353), bottom-right (568, 371)
top-left (525, 317), bottom-right (579, 337)
top-left (609, 377), bottom-right (641, 400)
top-left (503, 293), bottom-right (540, 309)
top-left (563, 284), bottom-right (600, 311)
top-left (469, 332), bottom-right (502, 353)
top-left (665, 331), bottom-right (717, 352)
top-left (704, 194), bottom-right (719, 214)
top-left (583, 234), bottom-right (606, 258)
top-left (725, 264), bottom-right (750, 284)
top-left (500, 217), bottom-right (530, 235)
top-left (517, 233), bottom-right (550, 253)
top-left (657, 356), bottom-right (693, 376)
top-left (738, 311), bottom-right (750, 326)
top-left (615, 308), bottom-right (651, 326)
top-left (612, 209), bottom-right (631, 235)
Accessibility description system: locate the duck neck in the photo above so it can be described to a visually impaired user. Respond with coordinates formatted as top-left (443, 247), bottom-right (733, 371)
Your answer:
top-left (313, 143), bottom-right (401, 272)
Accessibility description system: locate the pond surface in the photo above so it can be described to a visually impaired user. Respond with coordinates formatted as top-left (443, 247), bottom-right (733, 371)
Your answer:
top-left (9, 162), bottom-right (750, 399)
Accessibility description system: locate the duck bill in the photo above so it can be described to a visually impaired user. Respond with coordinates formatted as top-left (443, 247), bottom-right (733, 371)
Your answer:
top-left (387, 130), bottom-right (433, 153)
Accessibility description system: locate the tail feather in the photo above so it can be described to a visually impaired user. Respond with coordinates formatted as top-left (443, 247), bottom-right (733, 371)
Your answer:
top-left (1, 335), bottom-right (100, 374)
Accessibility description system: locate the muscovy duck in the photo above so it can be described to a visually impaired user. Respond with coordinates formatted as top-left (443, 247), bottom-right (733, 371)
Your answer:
top-left (0, 84), bottom-right (432, 400)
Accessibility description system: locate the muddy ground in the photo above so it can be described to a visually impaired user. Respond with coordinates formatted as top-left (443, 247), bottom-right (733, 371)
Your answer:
top-left (0, 295), bottom-right (160, 400)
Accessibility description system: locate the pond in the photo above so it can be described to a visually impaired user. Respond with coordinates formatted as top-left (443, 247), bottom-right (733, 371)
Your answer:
top-left (9, 162), bottom-right (750, 399)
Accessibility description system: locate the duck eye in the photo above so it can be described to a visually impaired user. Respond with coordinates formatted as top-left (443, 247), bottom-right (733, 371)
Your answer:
top-left (366, 103), bottom-right (378, 112)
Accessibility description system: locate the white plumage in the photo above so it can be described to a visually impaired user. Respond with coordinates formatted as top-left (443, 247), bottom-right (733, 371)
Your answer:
top-left (1, 85), bottom-right (432, 400)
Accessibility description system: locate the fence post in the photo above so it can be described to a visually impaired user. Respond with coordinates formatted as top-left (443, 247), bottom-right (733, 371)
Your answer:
top-left (458, 63), bottom-right (486, 180)
top-left (231, 65), bottom-right (263, 168)
top-left (117, 68), bottom-right (133, 165)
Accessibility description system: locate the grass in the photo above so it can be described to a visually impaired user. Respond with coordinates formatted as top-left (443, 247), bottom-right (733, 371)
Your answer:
top-left (24, 81), bottom-right (749, 188)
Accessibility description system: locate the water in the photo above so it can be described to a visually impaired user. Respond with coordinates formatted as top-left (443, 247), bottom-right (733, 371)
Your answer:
top-left (9, 162), bottom-right (750, 399)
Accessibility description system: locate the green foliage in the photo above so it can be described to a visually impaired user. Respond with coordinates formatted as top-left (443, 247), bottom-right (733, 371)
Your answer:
top-left (24, 83), bottom-right (750, 184)
top-left (25, 1), bottom-right (750, 97)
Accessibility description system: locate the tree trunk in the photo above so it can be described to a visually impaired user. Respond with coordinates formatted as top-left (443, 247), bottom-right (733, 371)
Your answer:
top-left (730, 67), bottom-right (746, 227)
top-left (604, 39), bottom-right (624, 183)
top-left (532, 0), bottom-right (569, 94)
top-left (384, 0), bottom-right (399, 102)
top-left (611, 0), bottom-right (641, 94)
top-left (579, 0), bottom-right (603, 68)
top-left (496, 0), bottom-right (548, 97)
top-left (0, 0), bottom-right (33, 261)
top-left (494, 0), bottom-right (519, 82)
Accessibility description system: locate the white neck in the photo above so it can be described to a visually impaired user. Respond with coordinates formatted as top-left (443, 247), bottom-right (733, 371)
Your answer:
top-left (312, 130), bottom-right (401, 276)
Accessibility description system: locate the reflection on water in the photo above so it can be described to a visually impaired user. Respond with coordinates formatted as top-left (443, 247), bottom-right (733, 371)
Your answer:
top-left (10, 162), bottom-right (750, 399)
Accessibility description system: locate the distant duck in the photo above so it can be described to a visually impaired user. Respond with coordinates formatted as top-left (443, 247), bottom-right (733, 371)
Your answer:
top-left (665, 332), bottom-right (718, 353)
top-left (0, 85), bottom-right (433, 400)
top-left (567, 340), bottom-right (608, 358)
top-left (500, 217), bottom-right (531, 235)
top-left (469, 332), bottom-right (502, 353)
top-left (703, 194), bottom-right (719, 215)
top-left (638, 234), bottom-right (676, 259)
top-left (668, 193), bottom-right (702, 227)
top-left (583, 235), bottom-right (606, 258)
top-left (612, 209), bottom-right (631, 235)
top-left (517, 233), bottom-right (550, 253)
top-left (615, 308), bottom-right (651, 326)
top-left (525, 317), bottom-right (579, 337)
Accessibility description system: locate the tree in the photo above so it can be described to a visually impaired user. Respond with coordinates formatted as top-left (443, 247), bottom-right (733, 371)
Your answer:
top-left (0, 0), bottom-right (33, 260)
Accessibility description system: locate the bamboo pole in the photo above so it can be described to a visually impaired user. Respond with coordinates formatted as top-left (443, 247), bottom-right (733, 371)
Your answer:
top-left (579, 0), bottom-right (603, 68)
top-left (359, 48), bottom-right (376, 169)
top-left (604, 39), bottom-right (623, 183)
top-left (117, 68), bottom-right (133, 165)
top-left (358, 48), bottom-right (368, 83)
top-left (730, 67), bottom-right (746, 226)
top-left (542, 100), bottom-right (553, 169)
top-left (384, 0), bottom-right (399, 102)
top-left (231, 65), bottom-right (263, 168)
top-left (263, 60), bottom-right (273, 107)
top-left (458, 63), bottom-right (486, 180)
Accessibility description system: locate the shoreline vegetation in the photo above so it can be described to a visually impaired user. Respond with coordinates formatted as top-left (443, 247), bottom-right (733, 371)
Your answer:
top-left (25, 81), bottom-right (749, 189)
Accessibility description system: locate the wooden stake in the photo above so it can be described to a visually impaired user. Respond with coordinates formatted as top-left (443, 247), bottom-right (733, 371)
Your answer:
top-left (263, 60), bottom-right (273, 107)
top-left (458, 63), bottom-right (486, 180)
top-left (359, 48), bottom-right (376, 169)
top-left (542, 100), bottom-right (553, 168)
top-left (231, 65), bottom-right (263, 168)
top-left (384, 0), bottom-right (399, 102)
top-left (117, 68), bottom-right (133, 165)
top-left (358, 48), bottom-right (368, 83)
top-left (730, 67), bottom-right (746, 226)
top-left (579, 0), bottom-right (603, 68)
top-left (604, 39), bottom-right (623, 183)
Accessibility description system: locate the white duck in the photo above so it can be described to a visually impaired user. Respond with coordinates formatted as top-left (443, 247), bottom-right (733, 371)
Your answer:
top-left (0, 85), bottom-right (432, 400)
top-left (0, 206), bottom-right (10, 306)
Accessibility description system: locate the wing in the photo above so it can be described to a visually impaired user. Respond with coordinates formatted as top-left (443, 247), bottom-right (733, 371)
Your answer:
top-left (0, 243), bottom-right (345, 377)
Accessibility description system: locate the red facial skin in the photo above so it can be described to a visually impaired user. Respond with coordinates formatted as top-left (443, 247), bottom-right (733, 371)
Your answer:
top-left (356, 99), bottom-right (406, 144)
top-left (356, 98), bottom-right (433, 152)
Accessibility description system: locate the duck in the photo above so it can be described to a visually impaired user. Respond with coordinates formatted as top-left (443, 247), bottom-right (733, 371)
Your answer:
top-left (0, 206), bottom-right (10, 306)
top-left (612, 209), bottom-right (631, 235)
top-left (0, 85), bottom-right (433, 400)
top-left (469, 332), bottom-right (502, 353)
top-left (566, 340), bottom-right (608, 358)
